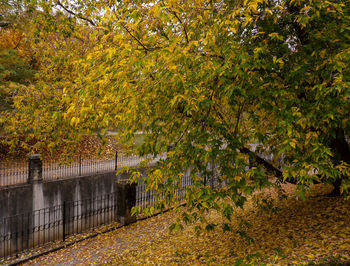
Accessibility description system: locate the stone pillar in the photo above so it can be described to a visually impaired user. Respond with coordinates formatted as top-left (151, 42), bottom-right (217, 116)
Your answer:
top-left (116, 179), bottom-right (136, 225)
top-left (28, 154), bottom-right (42, 184)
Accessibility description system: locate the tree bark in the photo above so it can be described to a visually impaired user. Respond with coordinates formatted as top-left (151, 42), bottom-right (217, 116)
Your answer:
top-left (239, 147), bottom-right (297, 184)
top-left (329, 128), bottom-right (350, 196)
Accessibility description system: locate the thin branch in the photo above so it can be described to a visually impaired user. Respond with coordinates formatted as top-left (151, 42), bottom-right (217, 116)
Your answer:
top-left (174, 122), bottom-right (192, 148)
top-left (157, 25), bottom-right (170, 41)
top-left (200, 52), bottom-right (225, 61)
top-left (234, 101), bottom-right (244, 137)
top-left (112, 9), bottom-right (151, 52)
top-left (135, 46), bottom-right (163, 51)
top-left (171, 11), bottom-right (189, 44)
top-left (121, 24), bottom-right (150, 52)
top-left (56, 1), bottom-right (96, 26)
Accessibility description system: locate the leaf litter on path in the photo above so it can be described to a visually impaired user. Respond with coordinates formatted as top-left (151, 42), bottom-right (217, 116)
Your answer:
top-left (25, 183), bottom-right (350, 265)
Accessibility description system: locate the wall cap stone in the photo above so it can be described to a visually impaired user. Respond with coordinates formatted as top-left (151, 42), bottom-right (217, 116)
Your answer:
top-left (28, 154), bottom-right (41, 160)
top-left (116, 179), bottom-right (133, 185)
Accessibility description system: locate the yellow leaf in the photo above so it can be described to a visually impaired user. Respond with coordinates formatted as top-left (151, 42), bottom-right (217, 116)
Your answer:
top-left (290, 140), bottom-right (296, 149)
top-left (234, 176), bottom-right (242, 182)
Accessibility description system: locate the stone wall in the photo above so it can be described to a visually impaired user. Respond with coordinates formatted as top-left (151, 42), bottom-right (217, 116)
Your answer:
top-left (0, 171), bottom-right (117, 221)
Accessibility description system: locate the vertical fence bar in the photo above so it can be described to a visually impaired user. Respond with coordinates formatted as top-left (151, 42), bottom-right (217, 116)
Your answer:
top-left (79, 155), bottom-right (82, 176)
top-left (62, 201), bottom-right (66, 242)
top-left (1, 151), bottom-right (139, 186)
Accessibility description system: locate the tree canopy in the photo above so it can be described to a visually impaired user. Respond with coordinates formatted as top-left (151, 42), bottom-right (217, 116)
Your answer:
top-left (2, 0), bottom-right (350, 228)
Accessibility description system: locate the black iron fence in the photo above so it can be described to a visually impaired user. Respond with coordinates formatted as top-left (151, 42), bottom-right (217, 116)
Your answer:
top-left (136, 170), bottom-right (193, 211)
top-left (0, 192), bottom-right (117, 259)
top-left (42, 156), bottom-right (116, 180)
top-left (0, 152), bottom-right (166, 187)
top-left (0, 172), bottom-right (196, 261)
top-left (0, 161), bottom-right (28, 186)
top-left (0, 205), bottom-right (64, 259)
top-left (0, 149), bottom-right (223, 261)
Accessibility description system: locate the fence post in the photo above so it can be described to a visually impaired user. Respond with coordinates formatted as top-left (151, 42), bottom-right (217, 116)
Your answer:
top-left (28, 154), bottom-right (42, 184)
top-left (115, 179), bottom-right (136, 226)
top-left (115, 151), bottom-right (118, 171)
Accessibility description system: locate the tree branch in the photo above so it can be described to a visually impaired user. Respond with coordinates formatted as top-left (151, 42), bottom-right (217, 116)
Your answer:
top-left (121, 24), bottom-right (150, 52)
top-left (0, 21), bottom-right (10, 28)
top-left (200, 52), bottom-right (225, 61)
top-left (234, 102), bottom-right (244, 137)
top-left (171, 11), bottom-right (189, 44)
top-left (239, 147), bottom-right (286, 181)
top-left (56, 1), bottom-right (96, 26)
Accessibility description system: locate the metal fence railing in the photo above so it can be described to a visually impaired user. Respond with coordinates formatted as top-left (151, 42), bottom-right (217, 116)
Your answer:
top-left (0, 173), bottom-right (190, 260)
top-left (0, 192), bottom-right (117, 260)
top-left (0, 205), bottom-right (63, 259)
top-left (42, 156), bottom-right (116, 181)
top-left (0, 152), bottom-right (167, 187)
top-left (0, 165), bottom-right (223, 261)
top-left (136, 171), bottom-right (193, 211)
top-left (0, 161), bottom-right (28, 187)
top-left (116, 153), bottom-right (166, 169)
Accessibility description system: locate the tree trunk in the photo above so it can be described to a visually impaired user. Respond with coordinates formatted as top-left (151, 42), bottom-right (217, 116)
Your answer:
top-left (329, 128), bottom-right (350, 196)
top-left (329, 177), bottom-right (342, 197)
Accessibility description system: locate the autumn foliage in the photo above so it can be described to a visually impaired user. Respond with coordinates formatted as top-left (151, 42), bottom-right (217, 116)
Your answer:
top-left (1, 0), bottom-right (350, 237)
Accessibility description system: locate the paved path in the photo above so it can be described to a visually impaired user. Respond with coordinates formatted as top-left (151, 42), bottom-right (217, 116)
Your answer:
top-left (24, 211), bottom-right (176, 265)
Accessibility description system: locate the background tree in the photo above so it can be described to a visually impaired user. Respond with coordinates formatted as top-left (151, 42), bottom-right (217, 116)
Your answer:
top-left (3, 0), bottom-right (350, 229)
top-left (0, 1), bottom-right (37, 112)
top-left (1, 0), bottom-right (97, 153)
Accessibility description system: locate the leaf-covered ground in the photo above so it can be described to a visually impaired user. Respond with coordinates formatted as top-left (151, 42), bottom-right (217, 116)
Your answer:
top-left (25, 184), bottom-right (350, 265)
top-left (23, 211), bottom-right (177, 265)
top-left (0, 134), bottom-right (120, 162)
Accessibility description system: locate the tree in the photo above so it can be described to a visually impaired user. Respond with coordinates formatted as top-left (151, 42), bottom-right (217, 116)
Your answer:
top-left (3, 0), bottom-right (350, 227)
top-left (0, 0), bottom-right (96, 153)
top-left (0, 1), bottom-right (38, 112)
